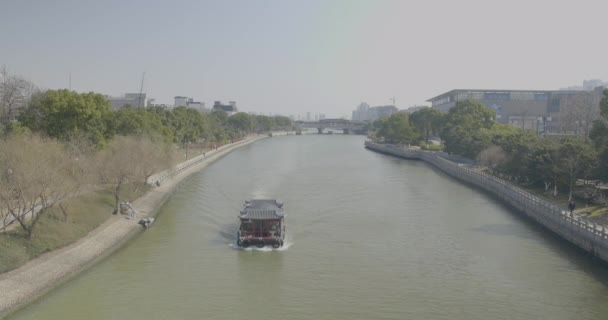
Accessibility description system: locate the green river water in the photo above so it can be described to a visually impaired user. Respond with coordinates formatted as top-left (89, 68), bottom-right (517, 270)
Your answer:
top-left (8, 135), bottom-right (608, 320)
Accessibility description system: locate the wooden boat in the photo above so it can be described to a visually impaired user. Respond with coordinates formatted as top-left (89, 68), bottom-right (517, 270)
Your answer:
top-left (237, 199), bottom-right (285, 248)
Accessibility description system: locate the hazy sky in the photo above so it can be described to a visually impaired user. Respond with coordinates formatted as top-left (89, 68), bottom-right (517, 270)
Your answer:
top-left (1, 0), bottom-right (607, 118)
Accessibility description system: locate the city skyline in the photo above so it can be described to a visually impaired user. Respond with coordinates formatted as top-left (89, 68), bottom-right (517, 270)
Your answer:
top-left (1, 0), bottom-right (607, 118)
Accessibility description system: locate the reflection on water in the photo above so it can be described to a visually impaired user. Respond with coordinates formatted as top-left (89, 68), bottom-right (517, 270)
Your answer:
top-left (9, 135), bottom-right (608, 320)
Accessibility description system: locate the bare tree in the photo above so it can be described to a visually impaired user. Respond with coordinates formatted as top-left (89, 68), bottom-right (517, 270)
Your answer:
top-left (560, 91), bottom-right (601, 140)
top-left (478, 145), bottom-right (509, 172)
top-left (133, 135), bottom-right (178, 185)
top-left (0, 134), bottom-right (78, 238)
top-left (96, 136), bottom-right (141, 215)
top-left (64, 132), bottom-right (97, 186)
top-left (96, 135), bottom-right (175, 214)
top-left (0, 67), bottom-right (37, 124)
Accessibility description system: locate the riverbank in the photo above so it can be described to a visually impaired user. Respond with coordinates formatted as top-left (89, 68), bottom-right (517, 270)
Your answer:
top-left (365, 141), bottom-right (608, 263)
top-left (0, 135), bottom-right (267, 319)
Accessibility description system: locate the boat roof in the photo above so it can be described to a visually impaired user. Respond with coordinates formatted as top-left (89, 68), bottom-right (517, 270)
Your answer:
top-left (240, 199), bottom-right (285, 220)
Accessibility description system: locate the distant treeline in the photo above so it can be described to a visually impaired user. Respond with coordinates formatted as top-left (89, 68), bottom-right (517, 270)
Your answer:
top-left (2, 89), bottom-right (293, 148)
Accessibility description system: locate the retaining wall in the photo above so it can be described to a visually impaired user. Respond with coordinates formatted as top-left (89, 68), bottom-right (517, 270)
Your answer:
top-left (365, 141), bottom-right (608, 262)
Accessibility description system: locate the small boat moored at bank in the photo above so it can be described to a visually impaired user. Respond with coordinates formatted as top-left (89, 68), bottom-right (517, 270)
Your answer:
top-left (237, 199), bottom-right (286, 248)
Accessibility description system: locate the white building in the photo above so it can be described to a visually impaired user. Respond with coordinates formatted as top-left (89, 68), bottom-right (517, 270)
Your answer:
top-left (174, 96), bottom-right (188, 107)
top-left (174, 96), bottom-right (206, 111)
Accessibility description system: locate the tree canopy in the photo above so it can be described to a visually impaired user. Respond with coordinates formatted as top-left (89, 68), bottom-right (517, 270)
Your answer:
top-left (440, 100), bottom-right (496, 158)
top-left (20, 90), bottom-right (113, 147)
top-left (375, 112), bottom-right (419, 144)
top-left (409, 108), bottom-right (445, 144)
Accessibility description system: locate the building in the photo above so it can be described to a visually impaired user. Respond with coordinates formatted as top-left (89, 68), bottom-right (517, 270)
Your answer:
top-left (560, 79), bottom-right (608, 91)
top-left (106, 93), bottom-right (147, 109)
top-left (174, 96), bottom-right (188, 107)
top-left (351, 103), bottom-right (398, 121)
top-left (427, 88), bottom-right (605, 134)
top-left (186, 100), bottom-right (205, 111)
top-left (352, 103), bottom-right (370, 121)
top-left (174, 96), bottom-right (206, 111)
top-left (212, 101), bottom-right (238, 115)
top-left (372, 105), bottom-right (398, 119)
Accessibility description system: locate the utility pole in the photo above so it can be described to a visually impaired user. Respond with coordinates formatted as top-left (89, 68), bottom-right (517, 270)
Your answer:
top-left (138, 72), bottom-right (146, 108)
top-left (69, 72), bottom-right (71, 90)
top-left (391, 97), bottom-right (396, 106)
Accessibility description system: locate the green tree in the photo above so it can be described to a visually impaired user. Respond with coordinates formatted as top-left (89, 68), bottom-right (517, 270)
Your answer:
top-left (227, 112), bottom-right (253, 135)
top-left (409, 108), bottom-right (445, 144)
top-left (376, 113), bottom-right (419, 144)
top-left (254, 115), bottom-right (274, 132)
top-left (273, 116), bottom-right (292, 129)
top-left (110, 107), bottom-right (173, 143)
top-left (440, 100), bottom-right (496, 158)
top-left (556, 138), bottom-right (598, 200)
top-left (170, 107), bottom-right (208, 145)
top-left (19, 90), bottom-right (113, 147)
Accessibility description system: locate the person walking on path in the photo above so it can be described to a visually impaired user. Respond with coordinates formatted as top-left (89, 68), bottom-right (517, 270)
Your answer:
top-left (568, 200), bottom-right (576, 214)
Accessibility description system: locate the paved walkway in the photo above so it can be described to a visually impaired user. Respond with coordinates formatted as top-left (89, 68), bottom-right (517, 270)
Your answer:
top-left (0, 135), bottom-right (267, 319)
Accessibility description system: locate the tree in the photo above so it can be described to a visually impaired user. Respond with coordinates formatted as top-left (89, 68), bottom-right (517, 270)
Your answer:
top-left (133, 135), bottom-right (177, 185)
top-left (19, 90), bottom-right (113, 148)
top-left (0, 68), bottom-right (37, 125)
top-left (590, 89), bottom-right (608, 182)
top-left (376, 112), bottom-right (419, 144)
top-left (527, 139), bottom-right (560, 194)
top-left (440, 100), bottom-right (496, 158)
top-left (110, 107), bottom-right (173, 143)
top-left (0, 134), bottom-right (78, 239)
top-left (560, 91), bottom-right (600, 139)
top-left (478, 145), bottom-right (508, 172)
top-left (273, 116), bottom-right (292, 129)
top-left (227, 112), bottom-right (253, 135)
top-left (254, 115), bottom-right (274, 132)
top-left (556, 138), bottom-right (598, 201)
top-left (409, 108), bottom-right (445, 144)
top-left (96, 136), bottom-right (142, 214)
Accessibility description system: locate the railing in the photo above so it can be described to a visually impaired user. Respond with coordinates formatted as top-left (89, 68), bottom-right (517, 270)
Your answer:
top-left (365, 141), bottom-right (608, 258)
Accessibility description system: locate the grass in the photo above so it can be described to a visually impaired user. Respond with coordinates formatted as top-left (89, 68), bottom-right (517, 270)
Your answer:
top-left (419, 142), bottom-right (444, 151)
top-left (0, 183), bottom-right (148, 274)
top-left (577, 206), bottom-right (608, 218)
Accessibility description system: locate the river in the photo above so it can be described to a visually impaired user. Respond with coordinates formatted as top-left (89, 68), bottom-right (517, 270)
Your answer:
top-left (8, 135), bottom-right (608, 320)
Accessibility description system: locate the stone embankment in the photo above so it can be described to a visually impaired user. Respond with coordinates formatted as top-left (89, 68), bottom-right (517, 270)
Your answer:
top-left (0, 135), bottom-right (267, 319)
top-left (365, 141), bottom-right (608, 263)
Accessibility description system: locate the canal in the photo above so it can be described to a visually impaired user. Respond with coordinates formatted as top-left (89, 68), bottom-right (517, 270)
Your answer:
top-left (9, 135), bottom-right (608, 320)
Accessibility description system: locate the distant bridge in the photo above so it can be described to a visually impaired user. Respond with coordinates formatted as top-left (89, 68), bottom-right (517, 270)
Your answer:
top-left (295, 119), bottom-right (369, 134)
